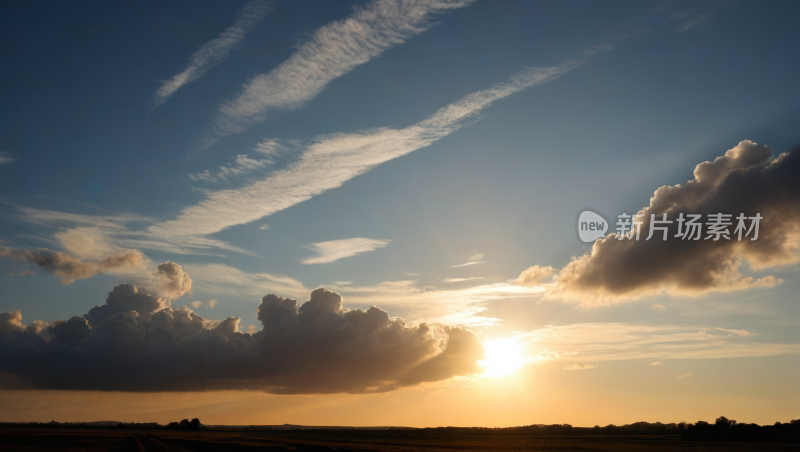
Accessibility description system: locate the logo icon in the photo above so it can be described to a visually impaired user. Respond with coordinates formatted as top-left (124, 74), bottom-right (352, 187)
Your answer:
top-left (577, 210), bottom-right (609, 243)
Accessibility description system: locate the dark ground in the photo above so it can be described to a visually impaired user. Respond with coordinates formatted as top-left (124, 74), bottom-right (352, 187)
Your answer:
top-left (0, 429), bottom-right (798, 452)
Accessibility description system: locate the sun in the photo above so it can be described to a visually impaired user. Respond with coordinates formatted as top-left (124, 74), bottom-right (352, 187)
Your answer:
top-left (480, 338), bottom-right (523, 377)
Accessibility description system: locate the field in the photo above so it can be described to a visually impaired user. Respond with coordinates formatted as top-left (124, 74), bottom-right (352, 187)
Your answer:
top-left (0, 428), bottom-right (797, 452)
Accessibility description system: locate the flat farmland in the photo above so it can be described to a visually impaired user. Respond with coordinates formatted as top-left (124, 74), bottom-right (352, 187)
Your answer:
top-left (0, 429), bottom-right (797, 451)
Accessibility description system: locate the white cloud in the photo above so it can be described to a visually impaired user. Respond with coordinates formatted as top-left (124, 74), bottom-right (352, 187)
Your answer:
top-left (330, 280), bottom-right (545, 326)
top-left (151, 62), bottom-right (579, 239)
top-left (649, 361), bottom-right (661, 366)
top-left (259, 224), bottom-right (269, 230)
top-left (152, 0), bottom-right (273, 109)
top-left (563, 364), bottom-right (594, 371)
top-left (208, 0), bottom-right (477, 143)
top-left (208, 299), bottom-right (218, 308)
top-left (467, 253), bottom-right (484, 261)
top-left (652, 303), bottom-right (666, 312)
top-left (677, 372), bottom-right (693, 379)
top-left (444, 277), bottom-right (484, 283)
top-left (181, 263), bottom-right (309, 300)
top-left (716, 327), bottom-right (751, 337)
top-left (514, 323), bottom-right (799, 362)
top-left (450, 261), bottom-right (484, 268)
top-left (187, 154), bottom-right (271, 184)
top-left (189, 300), bottom-right (202, 309)
top-left (302, 238), bottom-right (391, 264)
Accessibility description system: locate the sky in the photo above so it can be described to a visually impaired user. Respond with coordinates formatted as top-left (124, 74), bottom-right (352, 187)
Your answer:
top-left (1, 0), bottom-right (799, 427)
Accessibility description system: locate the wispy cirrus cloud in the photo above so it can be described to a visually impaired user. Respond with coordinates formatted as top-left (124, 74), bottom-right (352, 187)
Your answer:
top-left (716, 327), bottom-right (751, 337)
top-left (152, 0), bottom-right (274, 110)
top-left (0, 151), bottom-right (16, 164)
top-left (302, 238), bottom-right (391, 264)
top-left (515, 323), bottom-right (799, 363)
top-left (152, 63), bottom-right (579, 239)
top-left (450, 261), bottom-right (484, 268)
top-left (444, 277), bottom-right (484, 283)
top-left (206, 0), bottom-right (476, 146)
top-left (181, 263), bottom-right (309, 300)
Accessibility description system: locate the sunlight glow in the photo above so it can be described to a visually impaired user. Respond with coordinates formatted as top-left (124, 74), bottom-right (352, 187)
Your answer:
top-left (481, 338), bottom-right (523, 377)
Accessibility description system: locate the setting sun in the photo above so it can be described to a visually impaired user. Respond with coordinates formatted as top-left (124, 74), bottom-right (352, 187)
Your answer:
top-left (481, 339), bottom-right (523, 377)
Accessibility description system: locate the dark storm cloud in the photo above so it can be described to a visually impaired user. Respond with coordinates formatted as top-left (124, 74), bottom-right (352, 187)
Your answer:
top-left (529, 141), bottom-right (800, 304)
top-left (0, 286), bottom-right (484, 393)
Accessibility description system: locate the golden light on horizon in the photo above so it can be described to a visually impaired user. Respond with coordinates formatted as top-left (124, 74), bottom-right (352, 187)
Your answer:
top-left (480, 338), bottom-right (523, 377)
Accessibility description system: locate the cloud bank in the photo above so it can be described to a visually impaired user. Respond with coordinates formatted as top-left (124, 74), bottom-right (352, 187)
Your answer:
top-left (209, 0), bottom-right (476, 143)
top-left (522, 141), bottom-right (800, 305)
top-left (152, 0), bottom-right (273, 109)
top-left (0, 286), bottom-right (484, 393)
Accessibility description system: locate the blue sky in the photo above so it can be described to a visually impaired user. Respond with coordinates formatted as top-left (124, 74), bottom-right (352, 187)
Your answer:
top-left (1, 0), bottom-right (799, 424)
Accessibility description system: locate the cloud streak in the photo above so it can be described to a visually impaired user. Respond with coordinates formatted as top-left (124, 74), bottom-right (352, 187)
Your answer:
top-left (153, 63), bottom-right (578, 239)
top-left (152, 0), bottom-right (273, 109)
top-left (208, 0), bottom-right (476, 143)
top-left (517, 323), bottom-right (800, 363)
top-left (302, 238), bottom-right (391, 264)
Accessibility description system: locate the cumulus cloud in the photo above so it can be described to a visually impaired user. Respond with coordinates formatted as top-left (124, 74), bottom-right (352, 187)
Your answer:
top-left (152, 0), bottom-right (273, 109)
top-left (0, 286), bottom-right (484, 393)
top-left (302, 238), bottom-right (391, 264)
top-left (0, 246), bottom-right (192, 300)
top-left (516, 265), bottom-right (555, 286)
top-left (0, 246), bottom-right (146, 285)
top-left (152, 262), bottom-right (193, 299)
top-left (563, 364), bottom-right (594, 370)
top-left (536, 141), bottom-right (800, 305)
top-left (208, 0), bottom-right (476, 143)
top-left (189, 299), bottom-right (217, 309)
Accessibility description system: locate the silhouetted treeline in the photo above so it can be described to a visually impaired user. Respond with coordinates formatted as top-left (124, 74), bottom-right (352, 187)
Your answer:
top-left (0, 418), bottom-right (203, 431)
top-left (680, 417), bottom-right (799, 443)
top-left (2, 417), bottom-right (797, 442)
